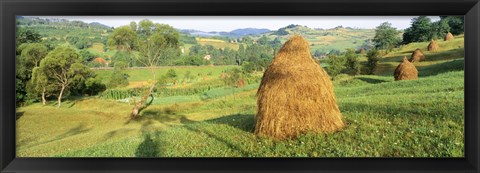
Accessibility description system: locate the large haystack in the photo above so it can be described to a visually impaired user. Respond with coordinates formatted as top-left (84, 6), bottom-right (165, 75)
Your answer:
top-left (255, 35), bottom-right (345, 140)
top-left (444, 32), bottom-right (454, 41)
top-left (394, 56), bottom-right (418, 81)
top-left (427, 39), bottom-right (439, 52)
top-left (410, 48), bottom-right (425, 62)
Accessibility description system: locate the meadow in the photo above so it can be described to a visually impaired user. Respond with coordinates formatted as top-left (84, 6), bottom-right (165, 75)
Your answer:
top-left (16, 36), bottom-right (464, 157)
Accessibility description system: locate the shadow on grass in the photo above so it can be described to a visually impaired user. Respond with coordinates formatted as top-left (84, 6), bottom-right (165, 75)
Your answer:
top-left (417, 59), bottom-right (464, 77)
top-left (181, 123), bottom-right (250, 156)
top-left (16, 111), bottom-right (24, 120)
top-left (35, 123), bottom-right (92, 146)
top-left (354, 77), bottom-right (389, 84)
top-left (204, 114), bottom-right (255, 133)
top-left (135, 133), bottom-right (161, 157)
top-left (125, 106), bottom-right (186, 125)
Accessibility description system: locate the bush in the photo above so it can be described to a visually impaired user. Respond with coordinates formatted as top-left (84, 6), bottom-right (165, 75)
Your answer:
top-left (366, 49), bottom-right (381, 75)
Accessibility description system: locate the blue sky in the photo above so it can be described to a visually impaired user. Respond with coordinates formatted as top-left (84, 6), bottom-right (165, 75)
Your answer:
top-left (34, 16), bottom-right (440, 32)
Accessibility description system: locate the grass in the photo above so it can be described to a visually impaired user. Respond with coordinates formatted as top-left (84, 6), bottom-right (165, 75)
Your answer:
top-left (93, 65), bottom-right (235, 83)
top-left (16, 34), bottom-right (465, 158)
top-left (17, 70), bottom-right (464, 157)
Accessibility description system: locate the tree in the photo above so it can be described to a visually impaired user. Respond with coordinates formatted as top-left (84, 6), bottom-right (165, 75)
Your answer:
top-left (257, 35), bottom-right (269, 45)
top-left (16, 43), bottom-right (48, 105)
top-left (366, 49), bottom-right (381, 75)
top-left (36, 46), bottom-right (93, 107)
top-left (373, 22), bottom-right (401, 51)
top-left (324, 54), bottom-right (346, 80)
top-left (129, 21), bottom-right (137, 32)
top-left (224, 68), bottom-right (242, 100)
top-left (16, 28), bottom-right (41, 46)
top-left (28, 67), bottom-right (56, 105)
top-left (108, 26), bottom-right (138, 67)
top-left (402, 16), bottom-right (433, 44)
top-left (129, 22), bottom-right (180, 118)
top-left (84, 76), bottom-right (106, 96)
top-left (107, 61), bottom-right (129, 88)
top-left (431, 19), bottom-right (451, 40)
top-left (344, 49), bottom-right (361, 76)
top-left (440, 16), bottom-right (464, 35)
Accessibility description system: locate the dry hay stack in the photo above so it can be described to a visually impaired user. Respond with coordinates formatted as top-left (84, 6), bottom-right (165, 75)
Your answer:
top-left (237, 78), bottom-right (245, 88)
top-left (444, 32), bottom-right (454, 41)
top-left (394, 56), bottom-right (418, 81)
top-left (427, 39), bottom-right (439, 52)
top-left (255, 35), bottom-right (345, 140)
top-left (359, 48), bottom-right (366, 54)
top-left (410, 48), bottom-right (425, 62)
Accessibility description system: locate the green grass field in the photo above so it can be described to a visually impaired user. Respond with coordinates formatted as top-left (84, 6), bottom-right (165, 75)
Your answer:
top-left (16, 36), bottom-right (464, 157)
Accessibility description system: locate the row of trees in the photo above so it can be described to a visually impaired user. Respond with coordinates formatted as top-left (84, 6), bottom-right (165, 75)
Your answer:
top-left (371, 16), bottom-right (464, 51)
top-left (16, 42), bottom-right (104, 107)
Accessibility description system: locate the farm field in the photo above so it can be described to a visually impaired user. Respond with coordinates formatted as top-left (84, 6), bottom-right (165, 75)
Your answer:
top-left (16, 36), bottom-right (464, 157)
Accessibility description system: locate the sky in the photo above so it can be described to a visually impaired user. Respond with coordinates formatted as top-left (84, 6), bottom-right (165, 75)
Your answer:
top-left (33, 16), bottom-right (440, 32)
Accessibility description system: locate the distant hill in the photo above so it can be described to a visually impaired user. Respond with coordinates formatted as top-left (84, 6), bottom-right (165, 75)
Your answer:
top-left (180, 28), bottom-right (271, 38)
top-left (253, 25), bottom-right (376, 54)
top-left (229, 28), bottom-right (271, 36)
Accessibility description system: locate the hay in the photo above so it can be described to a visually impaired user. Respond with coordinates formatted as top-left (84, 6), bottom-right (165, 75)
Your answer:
top-left (255, 35), bottom-right (345, 140)
top-left (410, 48), bottom-right (425, 62)
top-left (359, 48), bottom-right (366, 54)
top-left (444, 32), bottom-right (454, 41)
top-left (237, 78), bottom-right (245, 88)
top-left (427, 39), bottom-right (439, 52)
top-left (394, 56), bottom-right (418, 81)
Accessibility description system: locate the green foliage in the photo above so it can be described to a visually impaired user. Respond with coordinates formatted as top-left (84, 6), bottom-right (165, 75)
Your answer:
top-left (108, 26), bottom-right (138, 52)
top-left (324, 54), bottom-right (346, 80)
top-left (440, 16), bottom-right (464, 35)
top-left (36, 46), bottom-right (94, 106)
top-left (373, 22), bottom-right (401, 51)
top-left (272, 28), bottom-right (289, 36)
top-left (84, 76), bottom-right (107, 96)
top-left (366, 49), bottom-right (381, 75)
top-left (430, 19), bottom-right (451, 40)
top-left (16, 43), bottom-right (49, 106)
top-left (16, 27), bottom-right (42, 46)
top-left (402, 16), bottom-right (433, 44)
top-left (344, 49), bottom-right (361, 75)
top-left (403, 16), bottom-right (464, 44)
top-left (107, 62), bottom-right (130, 88)
top-left (158, 69), bottom-right (178, 86)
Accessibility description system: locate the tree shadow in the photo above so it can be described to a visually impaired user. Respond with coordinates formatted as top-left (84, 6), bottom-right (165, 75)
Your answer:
top-left (181, 123), bottom-right (250, 156)
top-left (135, 133), bottom-right (161, 157)
top-left (34, 123), bottom-right (92, 146)
top-left (125, 106), bottom-right (186, 125)
top-left (204, 114), bottom-right (256, 133)
top-left (354, 77), bottom-right (389, 84)
top-left (16, 111), bottom-right (24, 120)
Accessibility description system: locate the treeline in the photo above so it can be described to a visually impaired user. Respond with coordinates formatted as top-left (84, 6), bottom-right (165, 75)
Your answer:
top-left (372, 16), bottom-right (464, 51)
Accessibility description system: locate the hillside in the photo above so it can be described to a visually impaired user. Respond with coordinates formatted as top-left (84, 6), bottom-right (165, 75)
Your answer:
top-left (16, 36), bottom-right (464, 157)
top-left (253, 25), bottom-right (375, 54)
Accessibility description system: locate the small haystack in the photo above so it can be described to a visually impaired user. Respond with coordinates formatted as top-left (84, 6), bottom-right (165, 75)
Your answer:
top-left (255, 35), bottom-right (345, 140)
top-left (237, 78), bottom-right (245, 88)
top-left (444, 32), bottom-right (454, 41)
top-left (359, 48), bottom-right (366, 54)
top-left (410, 48), bottom-right (425, 62)
top-left (394, 56), bottom-right (418, 81)
top-left (427, 39), bottom-right (439, 52)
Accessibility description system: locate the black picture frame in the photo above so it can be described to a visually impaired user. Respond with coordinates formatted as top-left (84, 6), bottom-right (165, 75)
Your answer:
top-left (1, 0), bottom-right (479, 172)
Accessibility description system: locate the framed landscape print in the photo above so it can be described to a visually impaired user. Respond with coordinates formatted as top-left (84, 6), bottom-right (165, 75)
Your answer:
top-left (1, 0), bottom-right (479, 172)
